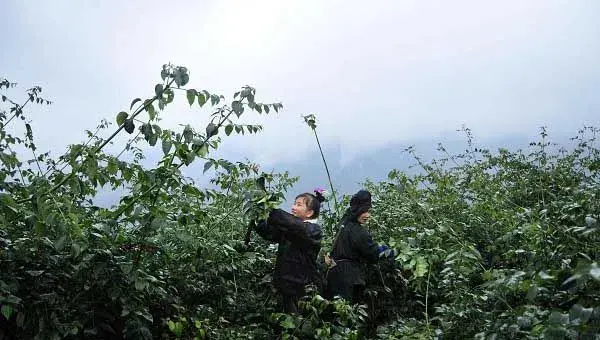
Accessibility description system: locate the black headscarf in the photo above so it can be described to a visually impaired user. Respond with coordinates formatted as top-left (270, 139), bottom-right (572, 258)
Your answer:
top-left (339, 189), bottom-right (372, 224)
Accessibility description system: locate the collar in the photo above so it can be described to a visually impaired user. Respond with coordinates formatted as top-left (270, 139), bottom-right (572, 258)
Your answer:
top-left (304, 218), bottom-right (318, 224)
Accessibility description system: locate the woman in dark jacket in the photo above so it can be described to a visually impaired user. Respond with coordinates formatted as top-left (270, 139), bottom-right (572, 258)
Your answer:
top-left (254, 190), bottom-right (325, 313)
top-left (326, 189), bottom-right (392, 302)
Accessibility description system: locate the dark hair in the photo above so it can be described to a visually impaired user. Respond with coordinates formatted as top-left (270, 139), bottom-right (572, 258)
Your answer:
top-left (296, 190), bottom-right (326, 218)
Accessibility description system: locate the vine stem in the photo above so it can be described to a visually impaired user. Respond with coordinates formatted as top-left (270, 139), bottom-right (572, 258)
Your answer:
top-left (310, 127), bottom-right (339, 236)
top-left (3, 97), bottom-right (32, 127)
top-left (116, 130), bottom-right (142, 160)
top-left (425, 263), bottom-right (431, 337)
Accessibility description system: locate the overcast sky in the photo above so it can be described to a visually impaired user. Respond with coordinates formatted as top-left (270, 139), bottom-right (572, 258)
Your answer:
top-left (2, 0), bottom-right (599, 172)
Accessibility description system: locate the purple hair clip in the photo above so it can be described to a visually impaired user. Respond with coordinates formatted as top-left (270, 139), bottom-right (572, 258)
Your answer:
top-left (314, 187), bottom-right (325, 194)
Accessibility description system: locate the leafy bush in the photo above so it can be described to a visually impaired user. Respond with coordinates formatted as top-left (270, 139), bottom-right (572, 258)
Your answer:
top-left (1, 68), bottom-right (599, 339)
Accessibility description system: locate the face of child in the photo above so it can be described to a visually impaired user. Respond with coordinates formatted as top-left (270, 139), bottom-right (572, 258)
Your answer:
top-left (291, 197), bottom-right (314, 220)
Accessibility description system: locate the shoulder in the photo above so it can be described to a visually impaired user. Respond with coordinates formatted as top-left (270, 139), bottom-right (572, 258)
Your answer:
top-left (268, 208), bottom-right (298, 225)
top-left (348, 222), bottom-right (372, 239)
top-left (305, 222), bottom-right (323, 240)
top-left (269, 208), bottom-right (291, 219)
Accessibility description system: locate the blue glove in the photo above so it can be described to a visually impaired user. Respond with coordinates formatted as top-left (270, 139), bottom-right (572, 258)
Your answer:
top-left (377, 245), bottom-right (389, 253)
top-left (377, 244), bottom-right (396, 259)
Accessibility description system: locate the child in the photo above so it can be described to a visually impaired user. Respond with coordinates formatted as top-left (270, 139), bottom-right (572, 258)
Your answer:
top-left (254, 190), bottom-right (326, 313)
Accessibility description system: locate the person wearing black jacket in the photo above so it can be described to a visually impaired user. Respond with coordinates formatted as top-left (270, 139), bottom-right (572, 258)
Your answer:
top-left (254, 190), bottom-right (325, 313)
top-left (326, 189), bottom-right (393, 302)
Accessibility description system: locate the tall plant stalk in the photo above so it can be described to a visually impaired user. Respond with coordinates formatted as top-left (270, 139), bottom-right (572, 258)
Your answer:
top-left (303, 114), bottom-right (339, 217)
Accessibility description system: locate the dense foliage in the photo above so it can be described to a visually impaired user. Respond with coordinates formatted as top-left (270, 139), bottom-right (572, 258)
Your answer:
top-left (1, 67), bottom-right (599, 339)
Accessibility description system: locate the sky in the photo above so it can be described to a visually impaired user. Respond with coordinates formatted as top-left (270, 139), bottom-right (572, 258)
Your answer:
top-left (2, 0), bottom-right (599, 195)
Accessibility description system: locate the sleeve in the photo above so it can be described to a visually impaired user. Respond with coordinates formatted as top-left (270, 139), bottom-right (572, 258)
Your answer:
top-left (267, 209), bottom-right (319, 244)
top-left (253, 219), bottom-right (282, 243)
top-left (351, 227), bottom-right (380, 264)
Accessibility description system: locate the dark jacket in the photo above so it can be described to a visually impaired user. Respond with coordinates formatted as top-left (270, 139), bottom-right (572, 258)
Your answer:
top-left (327, 219), bottom-right (379, 301)
top-left (254, 209), bottom-right (323, 295)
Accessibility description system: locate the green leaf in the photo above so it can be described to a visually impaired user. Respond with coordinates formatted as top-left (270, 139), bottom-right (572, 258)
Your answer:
top-left (203, 161), bottom-right (213, 173)
top-left (197, 144), bottom-right (208, 157)
top-left (256, 176), bottom-right (266, 191)
top-left (206, 123), bottom-right (218, 138)
top-left (174, 67), bottom-right (189, 87)
top-left (135, 310), bottom-right (153, 323)
top-left (186, 89), bottom-right (197, 106)
top-left (548, 311), bottom-right (569, 325)
top-left (562, 273), bottom-right (581, 286)
top-left (25, 124), bottom-right (33, 140)
top-left (210, 94), bottom-right (219, 106)
top-left (25, 270), bottom-right (44, 277)
top-left (134, 277), bottom-right (147, 291)
top-left (183, 126), bottom-right (193, 143)
top-left (116, 111), bottom-right (128, 126)
top-left (130, 98), bottom-right (141, 110)
top-left (526, 286), bottom-right (539, 301)
top-left (198, 93), bottom-right (207, 107)
top-left (141, 123), bottom-right (152, 140)
top-left (1, 305), bottom-right (13, 320)
top-left (149, 133), bottom-right (158, 146)
top-left (144, 100), bottom-right (156, 120)
top-left (155, 84), bottom-right (164, 97)
top-left (174, 322), bottom-right (183, 337)
top-left (54, 235), bottom-right (66, 251)
top-left (162, 139), bottom-right (172, 155)
top-left (123, 119), bottom-right (135, 134)
top-left (225, 125), bottom-right (233, 136)
top-left (184, 151), bottom-right (195, 165)
top-left (232, 101), bottom-right (244, 117)
top-left (264, 104), bottom-right (270, 114)
top-left (415, 256), bottom-right (428, 277)
top-left (280, 316), bottom-right (295, 329)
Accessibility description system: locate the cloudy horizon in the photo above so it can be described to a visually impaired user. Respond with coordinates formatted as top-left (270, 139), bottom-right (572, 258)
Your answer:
top-left (2, 0), bottom-right (599, 185)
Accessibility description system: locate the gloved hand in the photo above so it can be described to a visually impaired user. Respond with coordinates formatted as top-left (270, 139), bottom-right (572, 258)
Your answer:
top-left (377, 244), bottom-right (396, 259)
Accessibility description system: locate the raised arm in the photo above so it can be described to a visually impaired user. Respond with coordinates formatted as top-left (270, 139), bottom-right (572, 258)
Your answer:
top-left (253, 219), bottom-right (282, 243)
top-left (267, 209), bottom-right (322, 245)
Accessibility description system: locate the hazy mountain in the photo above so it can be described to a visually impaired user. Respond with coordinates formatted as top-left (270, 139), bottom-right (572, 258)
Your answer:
top-left (92, 130), bottom-right (574, 208)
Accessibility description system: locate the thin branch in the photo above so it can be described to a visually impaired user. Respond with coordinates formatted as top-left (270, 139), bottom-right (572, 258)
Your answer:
top-left (3, 97), bottom-right (32, 127)
top-left (17, 78), bottom-right (175, 204)
top-left (312, 128), bottom-right (338, 216)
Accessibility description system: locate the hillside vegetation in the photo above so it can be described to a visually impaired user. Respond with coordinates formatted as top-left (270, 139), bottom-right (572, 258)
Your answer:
top-left (1, 67), bottom-right (599, 339)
